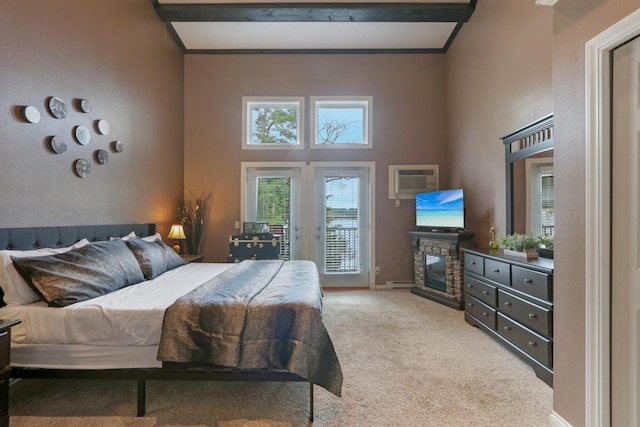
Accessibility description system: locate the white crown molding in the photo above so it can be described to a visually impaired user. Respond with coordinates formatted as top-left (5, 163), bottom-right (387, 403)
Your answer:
top-left (535, 0), bottom-right (559, 5)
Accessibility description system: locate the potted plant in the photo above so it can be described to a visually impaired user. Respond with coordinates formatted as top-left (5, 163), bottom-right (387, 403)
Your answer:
top-left (537, 235), bottom-right (554, 259)
top-left (498, 232), bottom-right (540, 259)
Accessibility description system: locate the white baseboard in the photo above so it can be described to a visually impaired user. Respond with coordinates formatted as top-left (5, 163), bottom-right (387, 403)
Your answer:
top-left (550, 411), bottom-right (572, 427)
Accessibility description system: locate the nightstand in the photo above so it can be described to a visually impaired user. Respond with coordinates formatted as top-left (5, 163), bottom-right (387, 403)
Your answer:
top-left (181, 254), bottom-right (204, 263)
top-left (0, 319), bottom-right (20, 427)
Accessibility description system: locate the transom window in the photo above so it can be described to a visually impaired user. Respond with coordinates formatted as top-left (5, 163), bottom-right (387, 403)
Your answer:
top-left (310, 96), bottom-right (373, 149)
top-left (242, 97), bottom-right (304, 150)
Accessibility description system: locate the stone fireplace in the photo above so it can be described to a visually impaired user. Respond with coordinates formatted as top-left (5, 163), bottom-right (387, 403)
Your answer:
top-left (407, 230), bottom-right (474, 310)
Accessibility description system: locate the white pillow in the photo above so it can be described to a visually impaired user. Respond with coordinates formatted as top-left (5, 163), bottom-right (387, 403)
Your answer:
top-left (142, 232), bottom-right (162, 242)
top-left (0, 239), bottom-right (90, 306)
top-left (109, 231), bottom-right (136, 241)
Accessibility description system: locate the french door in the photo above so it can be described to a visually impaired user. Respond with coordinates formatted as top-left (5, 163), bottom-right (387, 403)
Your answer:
top-left (313, 165), bottom-right (371, 287)
top-left (242, 162), bottom-right (374, 288)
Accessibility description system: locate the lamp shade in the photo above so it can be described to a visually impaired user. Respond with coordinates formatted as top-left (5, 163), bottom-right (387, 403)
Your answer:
top-left (168, 224), bottom-right (186, 240)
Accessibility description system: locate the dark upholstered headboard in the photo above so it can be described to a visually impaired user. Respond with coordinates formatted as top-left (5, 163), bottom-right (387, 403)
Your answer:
top-left (0, 223), bottom-right (157, 251)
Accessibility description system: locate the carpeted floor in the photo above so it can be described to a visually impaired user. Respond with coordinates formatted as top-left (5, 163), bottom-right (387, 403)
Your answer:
top-left (8, 290), bottom-right (553, 426)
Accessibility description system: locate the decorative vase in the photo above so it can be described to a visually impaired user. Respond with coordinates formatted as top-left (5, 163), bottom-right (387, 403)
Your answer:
top-left (489, 231), bottom-right (499, 250)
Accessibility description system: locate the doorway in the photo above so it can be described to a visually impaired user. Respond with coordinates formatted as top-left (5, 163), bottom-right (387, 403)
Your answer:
top-left (585, 9), bottom-right (640, 427)
top-left (242, 162), bottom-right (375, 288)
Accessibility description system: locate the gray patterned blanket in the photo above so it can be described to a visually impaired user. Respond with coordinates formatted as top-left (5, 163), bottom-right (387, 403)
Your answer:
top-left (157, 260), bottom-right (343, 397)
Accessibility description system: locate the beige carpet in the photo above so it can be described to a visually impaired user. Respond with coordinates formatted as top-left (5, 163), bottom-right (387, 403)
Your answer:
top-left (9, 290), bottom-right (552, 426)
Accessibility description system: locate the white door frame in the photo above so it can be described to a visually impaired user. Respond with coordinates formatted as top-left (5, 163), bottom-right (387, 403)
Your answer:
top-left (585, 8), bottom-right (640, 427)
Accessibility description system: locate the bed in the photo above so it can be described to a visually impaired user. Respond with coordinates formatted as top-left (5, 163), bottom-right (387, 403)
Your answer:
top-left (0, 223), bottom-right (342, 421)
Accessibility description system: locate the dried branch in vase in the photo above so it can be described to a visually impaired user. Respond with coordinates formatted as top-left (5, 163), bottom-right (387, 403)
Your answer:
top-left (176, 192), bottom-right (212, 255)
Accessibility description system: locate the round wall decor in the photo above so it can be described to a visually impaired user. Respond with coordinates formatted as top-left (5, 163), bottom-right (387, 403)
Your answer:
top-left (50, 136), bottom-right (67, 154)
top-left (22, 106), bottom-right (41, 123)
top-left (74, 159), bottom-right (91, 178)
top-left (79, 99), bottom-right (92, 113)
top-left (96, 119), bottom-right (110, 135)
top-left (96, 149), bottom-right (109, 165)
top-left (74, 125), bottom-right (91, 145)
top-left (112, 140), bottom-right (123, 153)
top-left (48, 97), bottom-right (68, 119)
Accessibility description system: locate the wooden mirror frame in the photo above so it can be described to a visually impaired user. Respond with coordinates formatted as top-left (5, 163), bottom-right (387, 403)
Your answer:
top-left (501, 114), bottom-right (554, 235)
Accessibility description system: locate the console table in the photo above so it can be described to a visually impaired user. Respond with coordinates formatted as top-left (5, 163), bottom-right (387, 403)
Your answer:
top-left (462, 247), bottom-right (554, 386)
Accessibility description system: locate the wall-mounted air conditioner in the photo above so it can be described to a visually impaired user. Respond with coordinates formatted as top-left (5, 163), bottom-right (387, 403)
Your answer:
top-left (388, 165), bottom-right (439, 199)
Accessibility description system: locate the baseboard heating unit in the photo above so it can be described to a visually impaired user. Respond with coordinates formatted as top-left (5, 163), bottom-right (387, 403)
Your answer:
top-left (385, 280), bottom-right (415, 289)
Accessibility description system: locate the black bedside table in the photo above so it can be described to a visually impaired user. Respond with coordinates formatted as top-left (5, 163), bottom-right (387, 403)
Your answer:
top-left (0, 319), bottom-right (20, 427)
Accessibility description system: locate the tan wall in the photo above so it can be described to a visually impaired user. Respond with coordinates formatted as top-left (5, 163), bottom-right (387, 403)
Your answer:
top-left (0, 0), bottom-right (184, 238)
top-left (445, 0), bottom-right (553, 247)
top-left (184, 54), bottom-right (447, 282)
top-left (552, 1), bottom-right (639, 425)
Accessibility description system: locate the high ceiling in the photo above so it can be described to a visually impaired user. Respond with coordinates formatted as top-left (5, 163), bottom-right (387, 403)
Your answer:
top-left (153, 1), bottom-right (477, 53)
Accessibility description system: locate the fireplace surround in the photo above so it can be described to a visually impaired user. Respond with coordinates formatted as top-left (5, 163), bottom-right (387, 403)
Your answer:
top-left (407, 230), bottom-right (474, 310)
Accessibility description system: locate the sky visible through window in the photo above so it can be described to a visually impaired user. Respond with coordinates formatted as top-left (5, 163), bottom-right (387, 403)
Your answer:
top-left (317, 107), bottom-right (365, 144)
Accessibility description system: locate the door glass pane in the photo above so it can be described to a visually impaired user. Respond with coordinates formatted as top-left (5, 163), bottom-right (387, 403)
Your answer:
top-left (256, 176), bottom-right (291, 260)
top-left (324, 176), bottom-right (360, 273)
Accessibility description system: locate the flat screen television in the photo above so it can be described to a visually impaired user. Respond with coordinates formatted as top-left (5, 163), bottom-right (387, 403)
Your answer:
top-left (416, 188), bottom-right (465, 232)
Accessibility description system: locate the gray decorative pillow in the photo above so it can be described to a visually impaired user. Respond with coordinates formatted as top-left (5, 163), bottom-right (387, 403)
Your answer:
top-left (11, 239), bottom-right (145, 307)
top-left (125, 238), bottom-right (186, 280)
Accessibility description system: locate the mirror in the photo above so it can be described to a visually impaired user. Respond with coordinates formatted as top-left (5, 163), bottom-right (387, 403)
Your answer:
top-left (502, 114), bottom-right (554, 237)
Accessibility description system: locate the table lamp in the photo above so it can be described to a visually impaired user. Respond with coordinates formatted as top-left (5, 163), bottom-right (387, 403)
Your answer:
top-left (167, 224), bottom-right (186, 254)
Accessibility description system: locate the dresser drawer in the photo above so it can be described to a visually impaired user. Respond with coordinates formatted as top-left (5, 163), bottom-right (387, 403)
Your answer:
top-left (464, 253), bottom-right (484, 276)
top-left (464, 275), bottom-right (497, 307)
top-left (511, 266), bottom-right (551, 301)
top-left (466, 295), bottom-right (496, 330)
top-left (498, 313), bottom-right (552, 368)
top-left (484, 259), bottom-right (510, 286)
top-left (498, 290), bottom-right (552, 337)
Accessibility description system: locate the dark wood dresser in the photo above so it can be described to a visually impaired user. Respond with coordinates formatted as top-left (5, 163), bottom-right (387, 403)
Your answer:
top-left (462, 248), bottom-right (553, 386)
top-left (0, 319), bottom-right (20, 427)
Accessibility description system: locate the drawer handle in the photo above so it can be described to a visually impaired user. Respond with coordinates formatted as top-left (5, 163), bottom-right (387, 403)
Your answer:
top-left (528, 313), bottom-right (537, 319)
top-left (470, 261), bottom-right (476, 265)
top-left (503, 326), bottom-right (511, 331)
top-left (482, 290), bottom-right (489, 295)
top-left (524, 278), bottom-right (533, 284)
top-left (467, 302), bottom-right (474, 307)
top-left (528, 341), bottom-right (538, 347)
top-left (504, 301), bottom-right (512, 307)
top-left (493, 268), bottom-right (500, 273)
top-left (467, 283), bottom-right (473, 288)
top-left (482, 312), bottom-right (489, 317)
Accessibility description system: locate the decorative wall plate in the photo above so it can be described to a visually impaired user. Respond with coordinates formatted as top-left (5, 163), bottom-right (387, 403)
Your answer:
top-left (74, 125), bottom-right (91, 145)
top-left (96, 149), bottom-right (109, 165)
top-left (74, 159), bottom-right (91, 178)
top-left (22, 106), bottom-right (41, 123)
top-left (79, 99), bottom-right (92, 113)
top-left (48, 97), bottom-right (68, 119)
top-left (96, 119), bottom-right (110, 135)
top-left (112, 140), bottom-right (123, 153)
top-left (50, 136), bottom-right (67, 154)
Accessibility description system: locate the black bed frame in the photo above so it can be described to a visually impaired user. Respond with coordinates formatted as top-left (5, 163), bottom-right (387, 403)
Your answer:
top-left (1, 223), bottom-right (314, 421)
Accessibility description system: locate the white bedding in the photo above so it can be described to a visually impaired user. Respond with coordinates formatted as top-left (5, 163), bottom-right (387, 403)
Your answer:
top-left (0, 262), bottom-right (234, 347)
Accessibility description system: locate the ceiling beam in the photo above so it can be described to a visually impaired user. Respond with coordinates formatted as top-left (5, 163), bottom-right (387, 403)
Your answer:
top-left (154, 2), bottom-right (476, 23)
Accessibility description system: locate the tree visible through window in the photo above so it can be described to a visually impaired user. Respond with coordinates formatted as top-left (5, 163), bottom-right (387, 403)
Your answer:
top-left (311, 96), bottom-right (373, 149)
top-left (242, 97), bottom-right (304, 149)
top-left (256, 176), bottom-right (292, 260)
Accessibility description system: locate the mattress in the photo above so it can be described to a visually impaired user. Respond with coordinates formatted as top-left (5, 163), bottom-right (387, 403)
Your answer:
top-left (0, 263), bottom-right (234, 347)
